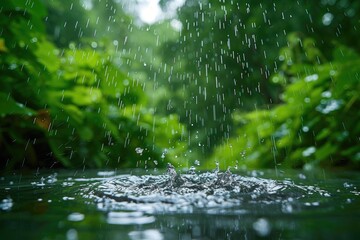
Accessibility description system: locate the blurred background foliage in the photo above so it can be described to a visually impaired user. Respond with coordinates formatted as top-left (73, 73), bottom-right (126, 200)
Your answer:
top-left (0, 0), bottom-right (187, 170)
top-left (0, 0), bottom-right (359, 170)
top-left (212, 39), bottom-right (360, 170)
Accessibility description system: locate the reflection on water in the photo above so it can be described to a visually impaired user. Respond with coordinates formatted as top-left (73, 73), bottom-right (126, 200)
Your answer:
top-left (107, 211), bottom-right (156, 225)
top-left (0, 168), bottom-right (360, 239)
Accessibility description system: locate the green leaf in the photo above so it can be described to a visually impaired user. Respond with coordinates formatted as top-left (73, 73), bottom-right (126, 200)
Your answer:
top-left (34, 39), bottom-right (60, 72)
top-left (0, 38), bottom-right (8, 52)
top-left (0, 92), bottom-right (36, 117)
top-left (65, 86), bottom-right (102, 106)
top-left (78, 127), bottom-right (94, 141)
top-left (315, 142), bottom-right (337, 162)
top-left (61, 104), bottom-right (84, 124)
top-left (333, 45), bottom-right (360, 63)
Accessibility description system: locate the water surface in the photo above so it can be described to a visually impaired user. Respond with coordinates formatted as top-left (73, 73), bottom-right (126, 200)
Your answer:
top-left (1, 168), bottom-right (359, 239)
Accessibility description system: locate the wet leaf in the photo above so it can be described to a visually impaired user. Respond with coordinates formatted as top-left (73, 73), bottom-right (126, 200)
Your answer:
top-left (0, 92), bottom-right (36, 117)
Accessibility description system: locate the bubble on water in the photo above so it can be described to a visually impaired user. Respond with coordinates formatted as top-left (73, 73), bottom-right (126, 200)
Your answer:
top-left (107, 211), bottom-right (155, 225)
top-left (68, 212), bottom-right (85, 222)
top-left (0, 197), bottom-right (13, 211)
top-left (298, 173), bottom-right (307, 179)
top-left (128, 229), bottom-right (163, 240)
top-left (97, 171), bottom-right (116, 177)
top-left (66, 229), bottom-right (78, 240)
top-left (63, 196), bottom-right (75, 201)
top-left (62, 181), bottom-right (75, 187)
top-left (253, 218), bottom-right (271, 237)
top-left (32, 177), bottom-right (46, 187)
top-left (46, 173), bottom-right (58, 183)
top-left (306, 202), bottom-right (321, 206)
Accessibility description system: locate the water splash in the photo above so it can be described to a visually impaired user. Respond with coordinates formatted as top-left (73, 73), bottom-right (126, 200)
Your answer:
top-left (83, 164), bottom-right (330, 214)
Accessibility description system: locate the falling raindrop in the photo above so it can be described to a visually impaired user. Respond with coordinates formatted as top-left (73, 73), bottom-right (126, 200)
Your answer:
top-left (322, 12), bottom-right (334, 26)
top-left (135, 147), bottom-right (144, 155)
top-left (302, 146), bottom-right (316, 157)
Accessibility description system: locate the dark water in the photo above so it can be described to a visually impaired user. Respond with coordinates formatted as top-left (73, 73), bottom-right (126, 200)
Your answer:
top-left (1, 167), bottom-right (360, 239)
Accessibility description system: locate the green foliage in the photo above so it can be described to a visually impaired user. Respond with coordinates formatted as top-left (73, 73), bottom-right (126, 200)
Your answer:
top-left (1, 0), bottom-right (359, 170)
top-left (212, 35), bottom-right (360, 169)
top-left (0, 0), bottom-right (188, 170)
top-left (157, 0), bottom-right (360, 158)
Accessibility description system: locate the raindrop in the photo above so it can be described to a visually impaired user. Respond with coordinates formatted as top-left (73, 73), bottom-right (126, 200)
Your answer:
top-left (316, 99), bottom-right (343, 114)
top-left (135, 147), bottom-right (144, 155)
top-left (161, 149), bottom-right (168, 159)
top-left (91, 41), bottom-right (97, 48)
top-left (322, 13), bottom-right (334, 26)
top-left (302, 126), bottom-right (309, 132)
top-left (302, 146), bottom-right (316, 157)
top-left (321, 91), bottom-right (332, 98)
top-left (304, 74), bottom-right (318, 82)
top-left (68, 212), bottom-right (85, 222)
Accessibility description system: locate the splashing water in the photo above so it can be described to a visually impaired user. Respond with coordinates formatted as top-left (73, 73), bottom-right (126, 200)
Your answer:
top-left (83, 164), bottom-right (330, 214)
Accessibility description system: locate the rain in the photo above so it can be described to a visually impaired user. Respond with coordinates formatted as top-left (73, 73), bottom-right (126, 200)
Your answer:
top-left (1, 0), bottom-right (360, 239)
